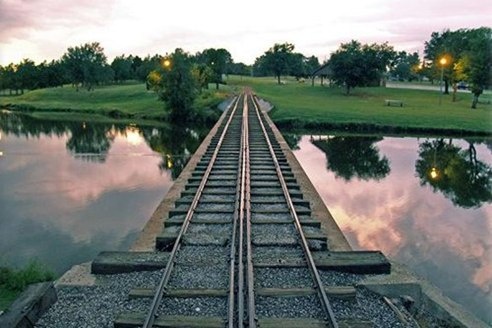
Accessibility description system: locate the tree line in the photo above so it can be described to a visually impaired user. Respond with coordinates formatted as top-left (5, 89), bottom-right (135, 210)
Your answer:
top-left (255, 27), bottom-right (490, 106)
top-left (1, 26), bottom-right (489, 110)
top-left (0, 42), bottom-right (248, 95)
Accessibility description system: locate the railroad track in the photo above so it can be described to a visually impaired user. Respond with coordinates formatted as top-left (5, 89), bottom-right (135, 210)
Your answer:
top-left (113, 92), bottom-right (391, 328)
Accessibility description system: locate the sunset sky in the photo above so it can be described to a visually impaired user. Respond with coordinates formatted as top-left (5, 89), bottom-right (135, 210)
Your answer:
top-left (1, 0), bottom-right (491, 66)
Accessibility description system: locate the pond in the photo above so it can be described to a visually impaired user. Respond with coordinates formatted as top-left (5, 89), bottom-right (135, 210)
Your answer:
top-left (0, 112), bottom-right (208, 275)
top-left (287, 133), bottom-right (491, 324)
top-left (1, 112), bottom-right (491, 324)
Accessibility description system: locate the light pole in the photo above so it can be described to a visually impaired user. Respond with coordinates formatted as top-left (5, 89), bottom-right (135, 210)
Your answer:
top-left (439, 57), bottom-right (447, 105)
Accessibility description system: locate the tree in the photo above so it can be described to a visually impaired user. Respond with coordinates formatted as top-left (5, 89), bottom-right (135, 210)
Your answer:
top-left (36, 60), bottom-right (65, 88)
top-left (424, 27), bottom-right (491, 107)
top-left (191, 63), bottom-right (213, 93)
top-left (305, 55), bottom-right (321, 76)
top-left (2, 63), bottom-right (21, 95)
top-left (156, 48), bottom-right (197, 122)
top-left (328, 40), bottom-right (395, 94)
top-left (289, 53), bottom-right (307, 79)
top-left (61, 42), bottom-right (110, 91)
top-left (227, 62), bottom-right (251, 76)
top-left (136, 55), bottom-right (161, 84)
top-left (16, 59), bottom-right (39, 92)
top-left (389, 51), bottom-right (420, 81)
top-left (463, 28), bottom-right (491, 108)
top-left (261, 42), bottom-right (295, 84)
top-left (195, 48), bottom-right (232, 89)
top-left (111, 55), bottom-right (134, 83)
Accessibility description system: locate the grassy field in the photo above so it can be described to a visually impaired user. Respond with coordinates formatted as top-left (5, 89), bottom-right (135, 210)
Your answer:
top-left (0, 82), bottom-right (229, 122)
top-left (1, 77), bottom-right (491, 134)
top-left (228, 76), bottom-right (492, 134)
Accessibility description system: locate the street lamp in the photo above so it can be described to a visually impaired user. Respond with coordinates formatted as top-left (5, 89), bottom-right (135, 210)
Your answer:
top-left (439, 57), bottom-right (447, 105)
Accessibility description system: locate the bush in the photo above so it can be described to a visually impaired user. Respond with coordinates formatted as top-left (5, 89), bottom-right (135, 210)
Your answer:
top-left (0, 261), bottom-right (54, 292)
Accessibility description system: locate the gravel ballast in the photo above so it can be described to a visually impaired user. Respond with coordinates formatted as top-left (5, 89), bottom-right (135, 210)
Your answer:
top-left (36, 270), bottom-right (163, 328)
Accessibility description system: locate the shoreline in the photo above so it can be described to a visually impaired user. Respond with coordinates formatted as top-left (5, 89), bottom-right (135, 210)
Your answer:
top-left (3, 102), bottom-right (491, 138)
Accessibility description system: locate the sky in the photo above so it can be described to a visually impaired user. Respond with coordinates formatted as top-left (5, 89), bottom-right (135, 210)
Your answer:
top-left (1, 0), bottom-right (491, 66)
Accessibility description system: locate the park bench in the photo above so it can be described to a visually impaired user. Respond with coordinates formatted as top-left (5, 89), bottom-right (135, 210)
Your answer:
top-left (384, 99), bottom-right (403, 107)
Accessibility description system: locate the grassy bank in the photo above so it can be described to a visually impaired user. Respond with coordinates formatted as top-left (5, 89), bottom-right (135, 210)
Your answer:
top-left (0, 82), bottom-right (229, 123)
top-left (0, 262), bottom-right (54, 311)
top-left (2, 78), bottom-right (490, 135)
top-left (229, 76), bottom-right (492, 135)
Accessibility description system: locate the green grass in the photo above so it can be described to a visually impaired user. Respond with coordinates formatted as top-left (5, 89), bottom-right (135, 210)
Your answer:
top-left (0, 83), bottom-right (163, 117)
top-left (229, 76), bottom-right (492, 134)
top-left (0, 261), bottom-right (55, 311)
top-left (0, 82), bottom-right (229, 122)
top-left (2, 78), bottom-right (490, 134)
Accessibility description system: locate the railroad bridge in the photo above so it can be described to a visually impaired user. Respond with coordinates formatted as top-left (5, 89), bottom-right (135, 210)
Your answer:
top-left (29, 92), bottom-right (421, 328)
top-left (96, 91), bottom-right (393, 328)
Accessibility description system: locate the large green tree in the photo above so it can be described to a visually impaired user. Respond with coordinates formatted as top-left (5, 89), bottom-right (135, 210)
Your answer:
top-left (61, 42), bottom-right (111, 91)
top-left (328, 40), bottom-right (395, 94)
top-left (424, 27), bottom-right (491, 107)
top-left (195, 48), bottom-right (232, 89)
top-left (260, 42), bottom-right (295, 84)
top-left (156, 48), bottom-right (197, 122)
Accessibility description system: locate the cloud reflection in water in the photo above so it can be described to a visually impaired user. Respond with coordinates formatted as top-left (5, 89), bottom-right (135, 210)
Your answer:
top-left (293, 135), bottom-right (492, 323)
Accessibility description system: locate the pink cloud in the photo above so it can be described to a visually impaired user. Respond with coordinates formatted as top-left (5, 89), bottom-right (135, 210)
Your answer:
top-left (0, 0), bottom-right (115, 42)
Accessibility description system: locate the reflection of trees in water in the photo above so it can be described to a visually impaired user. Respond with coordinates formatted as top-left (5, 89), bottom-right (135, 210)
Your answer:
top-left (485, 139), bottom-right (492, 153)
top-left (0, 112), bottom-right (207, 177)
top-left (141, 125), bottom-right (207, 179)
top-left (415, 139), bottom-right (492, 208)
top-left (282, 133), bottom-right (301, 150)
top-left (0, 111), bottom-right (70, 138)
top-left (66, 123), bottom-right (114, 163)
top-left (312, 136), bottom-right (390, 181)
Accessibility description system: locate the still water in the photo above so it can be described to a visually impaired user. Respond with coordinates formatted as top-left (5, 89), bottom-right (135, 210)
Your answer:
top-left (1, 112), bottom-right (491, 323)
top-left (289, 134), bottom-right (492, 324)
top-left (0, 112), bottom-right (207, 275)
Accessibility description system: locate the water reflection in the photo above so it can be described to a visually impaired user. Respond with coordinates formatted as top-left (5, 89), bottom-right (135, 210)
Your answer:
top-left (66, 123), bottom-right (114, 162)
top-left (0, 112), bottom-right (208, 177)
top-left (415, 139), bottom-right (492, 208)
top-left (311, 136), bottom-right (390, 181)
top-left (0, 112), bottom-right (208, 274)
top-left (291, 134), bottom-right (492, 324)
top-left (143, 125), bottom-right (205, 179)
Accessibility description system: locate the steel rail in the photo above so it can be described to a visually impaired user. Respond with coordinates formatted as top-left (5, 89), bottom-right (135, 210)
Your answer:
top-left (249, 94), bottom-right (339, 328)
top-left (142, 95), bottom-right (242, 328)
top-left (241, 94), bottom-right (256, 328)
top-left (237, 95), bottom-right (247, 327)
top-left (245, 97), bottom-right (256, 328)
top-left (228, 95), bottom-right (246, 328)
